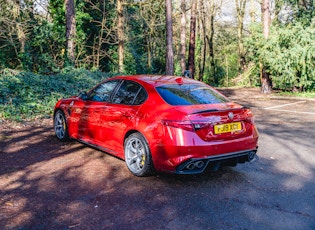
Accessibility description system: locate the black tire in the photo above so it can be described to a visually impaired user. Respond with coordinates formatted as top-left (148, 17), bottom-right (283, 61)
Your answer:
top-left (124, 132), bottom-right (154, 177)
top-left (54, 110), bottom-right (70, 141)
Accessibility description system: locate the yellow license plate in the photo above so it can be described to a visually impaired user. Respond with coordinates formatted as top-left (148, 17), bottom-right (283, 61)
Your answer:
top-left (214, 122), bottom-right (242, 134)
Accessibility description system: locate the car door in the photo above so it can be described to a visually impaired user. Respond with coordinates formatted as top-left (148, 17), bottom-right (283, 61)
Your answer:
top-left (97, 80), bottom-right (147, 157)
top-left (67, 97), bottom-right (87, 139)
top-left (77, 80), bottom-right (120, 146)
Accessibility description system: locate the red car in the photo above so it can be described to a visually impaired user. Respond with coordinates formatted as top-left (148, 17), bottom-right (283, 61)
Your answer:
top-left (54, 75), bottom-right (258, 176)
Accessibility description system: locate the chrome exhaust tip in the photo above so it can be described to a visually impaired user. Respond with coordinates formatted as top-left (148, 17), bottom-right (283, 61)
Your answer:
top-left (186, 163), bottom-right (196, 170)
top-left (195, 161), bottom-right (205, 169)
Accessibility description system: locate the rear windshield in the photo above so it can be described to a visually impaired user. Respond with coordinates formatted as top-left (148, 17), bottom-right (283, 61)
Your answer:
top-left (156, 84), bottom-right (229, 105)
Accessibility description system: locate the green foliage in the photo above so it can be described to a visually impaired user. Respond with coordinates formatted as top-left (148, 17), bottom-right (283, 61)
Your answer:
top-left (214, 25), bottom-right (240, 87)
top-left (236, 63), bottom-right (261, 87)
top-left (27, 20), bottom-right (63, 73)
top-left (275, 0), bottom-right (315, 26)
top-left (193, 24), bottom-right (240, 87)
top-left (277, 91), bottom-right (315, 98)
top-left (246, 22), bottom-right (315, 91)
top-left (0, 69), bottom-right (115, 121)
top-left (125, 1), bottom-right (166, 74)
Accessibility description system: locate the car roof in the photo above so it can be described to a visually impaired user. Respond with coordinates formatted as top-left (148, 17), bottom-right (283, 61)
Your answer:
top-left (111, 75), bottom-right (202, 87)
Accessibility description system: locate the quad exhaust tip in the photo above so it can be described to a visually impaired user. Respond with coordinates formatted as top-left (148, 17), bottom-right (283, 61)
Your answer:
top-left (186, 161), bottom-right (205, 170)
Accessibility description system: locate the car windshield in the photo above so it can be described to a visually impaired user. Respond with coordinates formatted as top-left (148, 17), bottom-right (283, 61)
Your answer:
top-left (156, 84), bottom-right (229, 105)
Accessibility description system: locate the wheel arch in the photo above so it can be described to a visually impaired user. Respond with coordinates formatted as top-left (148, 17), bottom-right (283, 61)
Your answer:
top-left (54, 105), bottom-right (69, 117)
top-left (53, 107), bottom-right (65, 123)
top-left (123, 123), bottom-right (162, 160)
top-left (124, 129), bottom-right (148, 147)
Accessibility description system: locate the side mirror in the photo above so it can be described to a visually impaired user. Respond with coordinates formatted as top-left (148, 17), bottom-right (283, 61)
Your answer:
top-left (79, 91), bottom-right (88, 100)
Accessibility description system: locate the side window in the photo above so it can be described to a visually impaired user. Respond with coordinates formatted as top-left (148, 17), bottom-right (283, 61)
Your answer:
top-left (112, 81), bottom-right (147, 105)
top-left (133, 88), bottom-right (147, 105)
top-left (88, 80), bottom-right (119, 102)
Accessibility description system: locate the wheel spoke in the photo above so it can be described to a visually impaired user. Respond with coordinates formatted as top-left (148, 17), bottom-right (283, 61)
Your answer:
top-left (136, 140), bottom-right (143, 151)
top-left (135, 157), bottom-right (142, 169)
top-left (60, 129), bottom-right (64, 137)
top-left (129, 143), bottom-right (137, 154)
top-left (127, 154), bottom-right (138, 165)
top-left (56, 115), bottom-right (62, 124)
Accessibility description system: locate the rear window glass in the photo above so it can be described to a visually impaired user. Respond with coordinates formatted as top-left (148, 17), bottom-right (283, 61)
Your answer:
top-left (156, 84), bottom-right (229, 105)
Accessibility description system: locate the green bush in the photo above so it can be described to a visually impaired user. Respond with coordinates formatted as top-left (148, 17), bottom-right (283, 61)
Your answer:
top-left (0, 68), bottom-right (115, 121)
top-left (246, 22), bottom-right (315, 91)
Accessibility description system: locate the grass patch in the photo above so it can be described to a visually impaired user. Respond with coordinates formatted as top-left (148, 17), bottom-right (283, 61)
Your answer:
top-left (0, 68), bottom-right (117, 121)
top-left (276, 91), bottom-right (315, 98)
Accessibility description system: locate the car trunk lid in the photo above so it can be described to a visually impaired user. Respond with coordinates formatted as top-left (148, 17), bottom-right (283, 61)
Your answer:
top-left (174, 103), bottom-right (254, 141)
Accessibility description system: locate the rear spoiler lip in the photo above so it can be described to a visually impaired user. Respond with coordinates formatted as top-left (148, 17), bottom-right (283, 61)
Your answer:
top-left (191, 106), bottom-right (250, 115)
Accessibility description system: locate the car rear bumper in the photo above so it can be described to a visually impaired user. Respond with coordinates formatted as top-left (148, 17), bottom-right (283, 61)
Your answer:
top-left (150, 129), bottom-right (258, 174)
top-left (174, 148), bottom-right (258, 174)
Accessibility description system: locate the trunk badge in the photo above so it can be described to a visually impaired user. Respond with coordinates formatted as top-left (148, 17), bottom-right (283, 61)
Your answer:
top-left (228, 112), bottom-right (234, 120)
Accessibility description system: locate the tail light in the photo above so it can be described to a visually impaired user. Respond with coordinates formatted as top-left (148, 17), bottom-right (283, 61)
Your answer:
top-left (244, 109), bottom-right (254, 123)
top-left (162, 120), bottom-right (194, 131)
top-left (162, 120), bottom-right (210, 131)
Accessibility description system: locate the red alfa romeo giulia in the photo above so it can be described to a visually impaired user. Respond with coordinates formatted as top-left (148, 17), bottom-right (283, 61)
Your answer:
top-left (54, 75), bottom-right (258, 176)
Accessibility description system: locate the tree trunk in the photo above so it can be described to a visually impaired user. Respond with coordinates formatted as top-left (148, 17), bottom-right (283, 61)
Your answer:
top-left (12, 0), bottom-right (25, 64)
top-left (65, 0), bottom-right (76, 66)
top-left (198, 0), bottom-right (206, 81)
top-left (262, 0), bottom-right (270, 39)
top-left (250, 0), bottom-right (255, 23)
top-left (207, 3), bottom-right (216, 84)
top-left (147, 39), bottom-right (152, 72)
top-left (180, 0), bottom-right (186, 75)
top-left (95, 0), bottom-right (107, 69)
top-left (235, 0), bottom-right (247, 71)
top-left (117, 0), bottom-right (124, 73)
top-left (17, 25), bottom-right (26, 54)
top-left (165, 0), bottom-right (174, 75)
top-left (188, 1), bottom-right (197, 79)
top-left (261, 0), bottom-right (272, 93)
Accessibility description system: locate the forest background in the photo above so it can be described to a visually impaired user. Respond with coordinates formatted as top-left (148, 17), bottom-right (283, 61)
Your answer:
top-left (0, 0), bottom-right (315, 120)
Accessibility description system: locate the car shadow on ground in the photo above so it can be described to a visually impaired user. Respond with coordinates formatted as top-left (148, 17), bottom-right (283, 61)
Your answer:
top-left (0, 127), bottom-right (84, 175)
